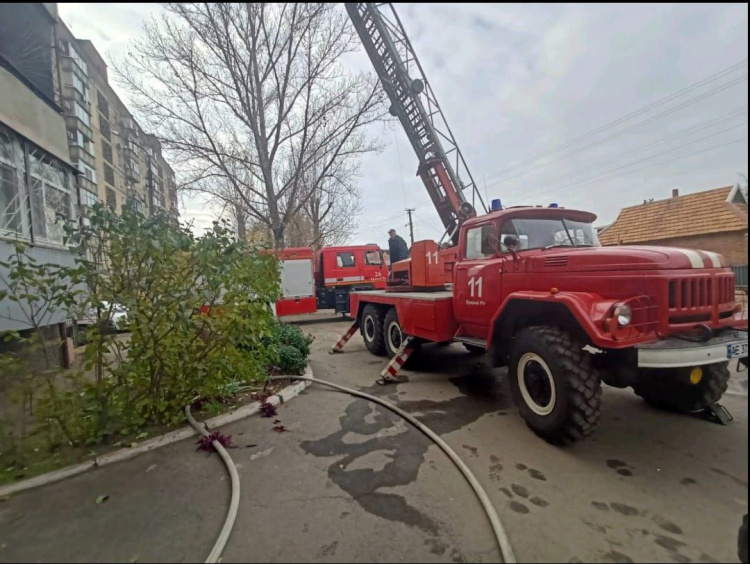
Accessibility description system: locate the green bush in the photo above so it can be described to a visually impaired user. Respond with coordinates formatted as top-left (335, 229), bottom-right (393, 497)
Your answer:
top-left (277, 344), bottom-right (307, 375)
top-left (276, 322), bottom-right (313, 357)
top-left (2, 204), bottom-right (282, 448)
top-left (261, 320), bottom-right (312, 375)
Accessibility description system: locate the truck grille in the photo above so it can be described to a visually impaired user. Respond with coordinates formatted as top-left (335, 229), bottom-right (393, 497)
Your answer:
top-left (668, 278), bottom-right (711, 309)
top-left (667, 273), bottom-right (735, 325)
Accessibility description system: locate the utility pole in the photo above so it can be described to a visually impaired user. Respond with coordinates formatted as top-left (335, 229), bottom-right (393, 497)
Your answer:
top-left (405, 208), bottom-right (415, 245)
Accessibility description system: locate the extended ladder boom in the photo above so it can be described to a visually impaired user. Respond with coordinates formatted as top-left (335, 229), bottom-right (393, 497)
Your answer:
top-left (346, 3), bottom-right (488, 245)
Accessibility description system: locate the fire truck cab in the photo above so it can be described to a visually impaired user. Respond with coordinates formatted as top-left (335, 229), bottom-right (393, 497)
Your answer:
top-left (276, 245), bottom-right (386, 317)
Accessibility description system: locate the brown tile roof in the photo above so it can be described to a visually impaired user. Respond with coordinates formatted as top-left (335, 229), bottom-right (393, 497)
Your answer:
top-left (599, 186), bottom-right (748, 246)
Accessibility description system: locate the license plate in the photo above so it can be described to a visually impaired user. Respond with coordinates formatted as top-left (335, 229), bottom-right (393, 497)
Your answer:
top-left (727, 342), bottom-right (748, 359)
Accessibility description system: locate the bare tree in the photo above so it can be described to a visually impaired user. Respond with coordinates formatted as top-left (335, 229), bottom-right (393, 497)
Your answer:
top-left (295, 146), bottom-right (363, 248)
top-left (115, 3), bottom-right (385, 247)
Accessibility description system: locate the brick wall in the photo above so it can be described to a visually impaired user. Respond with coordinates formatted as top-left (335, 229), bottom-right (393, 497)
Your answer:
top-left (622, 230), bottom-right (748, 265)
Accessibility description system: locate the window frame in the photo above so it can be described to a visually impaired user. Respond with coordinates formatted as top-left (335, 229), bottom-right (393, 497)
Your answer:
top-left (364, 250), bottom-right (382, 266)
top-left (0, 126), bottom-right (30, 239)
top-left (28, 147), bottom-right (74, 247)
top-left (336, 251), bottom-right (356, 268)
top-left (464, 223), bottom-right (498, 260)
top-left (0, 123), bottom-right (76, 248)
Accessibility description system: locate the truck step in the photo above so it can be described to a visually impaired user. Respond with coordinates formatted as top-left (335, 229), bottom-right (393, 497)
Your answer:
top-left (453, 337), bottom-right (486, 349)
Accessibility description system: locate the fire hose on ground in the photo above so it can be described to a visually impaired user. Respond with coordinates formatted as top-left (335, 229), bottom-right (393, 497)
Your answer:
top-left (185, 375), bottom-right (516, 564)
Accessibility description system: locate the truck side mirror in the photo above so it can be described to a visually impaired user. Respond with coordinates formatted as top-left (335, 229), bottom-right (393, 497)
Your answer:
top-left (503, 235), bottom-right (519, 250)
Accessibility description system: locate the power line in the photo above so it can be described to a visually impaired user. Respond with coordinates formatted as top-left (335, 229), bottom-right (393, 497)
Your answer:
top-left (522, 107), bottom-right (747, 190)
top-left (483, 59), bottom-right (748, 182)
top-left (484, 74), bottom-right (748, 191)
top-left (521, 135), bottom-right (747, 207)
top-left (509, 112), bottom-right (748, 204)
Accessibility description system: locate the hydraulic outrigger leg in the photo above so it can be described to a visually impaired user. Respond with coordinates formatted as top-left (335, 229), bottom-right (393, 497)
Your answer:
top-left (330, 319), bottom-right (361, 354)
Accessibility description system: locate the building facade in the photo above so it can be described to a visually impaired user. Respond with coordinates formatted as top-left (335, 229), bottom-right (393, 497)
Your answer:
top-left (0, 3), bottom-right (79, 335)
top-left (1, 3), bottom-right (179, 337)
top-left (56, 23), bottom-right (178, 220)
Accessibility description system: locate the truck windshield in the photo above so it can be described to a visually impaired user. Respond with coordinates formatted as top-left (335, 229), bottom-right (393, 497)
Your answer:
top-left (500, 218), bottom-right (600, 251)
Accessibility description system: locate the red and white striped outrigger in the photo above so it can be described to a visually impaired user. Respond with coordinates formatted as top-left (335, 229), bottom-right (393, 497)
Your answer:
top-left (330, 319), bottom-right (361, 354)
top-left (330, 319), bottom-right (417, 385)
top-left (376, 336), bottom-right (416, 385)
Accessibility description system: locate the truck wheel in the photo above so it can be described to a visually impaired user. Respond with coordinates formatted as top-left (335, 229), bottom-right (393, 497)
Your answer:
top-left (384, 308), bottom-right (405, 358)
top-left (383, 308), bottom-right (421, 359)
top-left (509, 326), bottom-right (602, 445)
top-left (361, 305), bottom-right (386, 356)
top-left (633, 362), bottom-right (730, 413)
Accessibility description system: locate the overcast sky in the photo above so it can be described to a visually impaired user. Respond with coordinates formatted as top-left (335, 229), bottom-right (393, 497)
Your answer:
top-left (59, 3), bottom-right (748, 245)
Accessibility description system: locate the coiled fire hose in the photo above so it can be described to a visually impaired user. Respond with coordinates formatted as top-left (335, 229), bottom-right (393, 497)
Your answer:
top-left (185, 405), bottom-right (241, 564)
top-left (270, 375), bottom-right (516, 563)
top-left (185, 375), bottom-right (516, 564)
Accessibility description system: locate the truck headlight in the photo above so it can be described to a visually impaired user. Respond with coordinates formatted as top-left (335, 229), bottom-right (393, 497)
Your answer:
top-left (614, 303), bottom-right (632, 326)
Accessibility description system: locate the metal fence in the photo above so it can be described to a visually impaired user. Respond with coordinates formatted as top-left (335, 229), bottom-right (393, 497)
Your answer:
top-left (733, 264), bottom-right (748, 289)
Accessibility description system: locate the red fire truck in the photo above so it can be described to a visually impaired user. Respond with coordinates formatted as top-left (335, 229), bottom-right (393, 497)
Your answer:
top-left (275, 245), bottom-right (387, 317)
top-left (332, 3), bottom-right (749, 444)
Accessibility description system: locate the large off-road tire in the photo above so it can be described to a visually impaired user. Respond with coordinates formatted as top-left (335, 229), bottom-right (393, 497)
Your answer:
top-left (509, 326), bottom-right (602, 445)
top-left (633, 362), bottom-right (730, 413)
top-left (382, 307), bottom-right (422, 359)
top-left (361, 305), bottom-right (386, 356)
top-left (384, 307), bottom-right (405, 358)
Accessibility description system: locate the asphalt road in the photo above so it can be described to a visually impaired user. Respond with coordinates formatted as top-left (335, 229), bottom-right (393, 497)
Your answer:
top-left (0, 315), bottom-right (746, 563)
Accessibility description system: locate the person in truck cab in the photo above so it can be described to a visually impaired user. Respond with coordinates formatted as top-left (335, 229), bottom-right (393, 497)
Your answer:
top-left (388, 229), bottom-right (409, 264)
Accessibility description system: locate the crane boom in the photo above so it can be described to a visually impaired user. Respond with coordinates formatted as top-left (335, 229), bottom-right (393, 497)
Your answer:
top-left (346, 3), bottom-right (488, 246)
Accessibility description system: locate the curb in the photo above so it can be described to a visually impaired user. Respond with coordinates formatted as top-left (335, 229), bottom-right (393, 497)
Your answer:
top-left (0, 365), bottom-right (313, 499)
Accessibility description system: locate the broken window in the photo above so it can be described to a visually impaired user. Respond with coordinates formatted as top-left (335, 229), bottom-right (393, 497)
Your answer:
top-left (0, 126), bottom-right (27, 237)
top-left (0, 124), bottom-right (74, 247)
top-left (28, 146), bottom-right (73, 246)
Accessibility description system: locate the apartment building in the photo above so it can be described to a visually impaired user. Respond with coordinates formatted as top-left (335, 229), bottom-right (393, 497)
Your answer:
top-left (0, 3), bottom-right (79, 340)
top-left (1, 3), bottom-right (179, 352)
top-left (56, 22), bottom-right (179, 220)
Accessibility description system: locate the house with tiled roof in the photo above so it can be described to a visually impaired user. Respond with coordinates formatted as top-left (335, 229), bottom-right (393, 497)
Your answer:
top-left (598, 186), bottom-right (748, 271)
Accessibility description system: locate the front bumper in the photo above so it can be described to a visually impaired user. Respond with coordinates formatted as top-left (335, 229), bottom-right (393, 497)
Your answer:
top-left (637, 330), bottom-right (748, 368)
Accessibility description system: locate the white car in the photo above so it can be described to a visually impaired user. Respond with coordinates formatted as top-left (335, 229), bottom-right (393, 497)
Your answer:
top-left (77, 301), bottom-right (129, 333)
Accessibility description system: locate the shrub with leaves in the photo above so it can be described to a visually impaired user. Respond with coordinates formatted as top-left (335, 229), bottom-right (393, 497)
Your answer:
top-left (276, 344), bottom-right (307, 375)
top-left (23, 204), bottom-right (283, 444)
top-left (277, 322), bottom-right (313, 358)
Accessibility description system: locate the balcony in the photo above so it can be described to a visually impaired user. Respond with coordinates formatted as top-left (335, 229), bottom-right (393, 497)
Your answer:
top-left (124, 157), bottom-right (140, 182)
top-left (79, 188), bottom-right (99, 209)
top-left (69, 144), bottom-right (95, 168)
top-left (63, 99), bottom-right (92, 136)
top-left (60, 53), bottom-right (88, 80)
top-left (122, 137), bottom-right (139, 160)
top-left (121, 116), bottom-right (137, 134)
top-left (76, 172), bottom-right (97, 195)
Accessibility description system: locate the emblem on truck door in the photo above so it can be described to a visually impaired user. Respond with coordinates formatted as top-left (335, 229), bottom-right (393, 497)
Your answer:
top-left (466, 275), bottom-right (487, 306)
